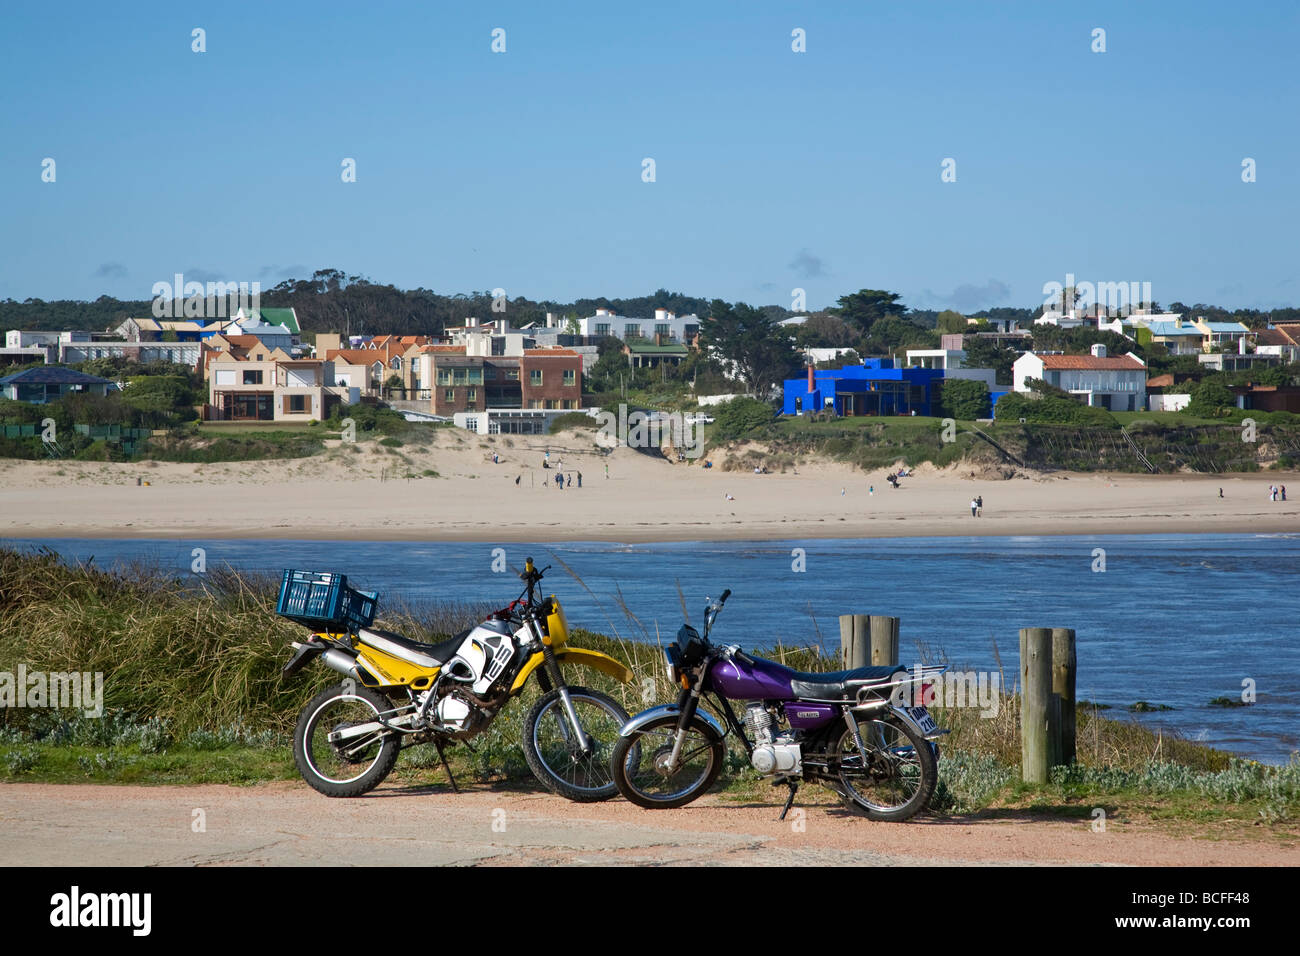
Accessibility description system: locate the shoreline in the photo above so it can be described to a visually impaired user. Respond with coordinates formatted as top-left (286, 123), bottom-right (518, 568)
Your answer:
top-left (3, 515), bottom-right (1300, 544)
top-left (2, 441), bottom-right (1297, 545)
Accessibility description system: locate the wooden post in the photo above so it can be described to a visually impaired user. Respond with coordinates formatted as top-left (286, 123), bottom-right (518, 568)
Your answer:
top-left (838, 614), bottom-right (869, 668)
top-left (1019, 627), bottom-right (1053, 783)
top-left (1051, 627), bottom-right (1077, 766)
top-left (868, 615), bottom-right (899, 666)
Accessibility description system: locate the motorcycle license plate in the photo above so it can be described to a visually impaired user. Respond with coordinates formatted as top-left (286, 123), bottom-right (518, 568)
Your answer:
top-left (907, 706), bottom-right (938, 736)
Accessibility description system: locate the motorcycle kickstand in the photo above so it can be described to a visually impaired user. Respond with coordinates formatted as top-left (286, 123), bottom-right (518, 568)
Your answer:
top-left (435, 738), bottom-right (459, 794)
top-left (776, 779), bottom-right (799, 821)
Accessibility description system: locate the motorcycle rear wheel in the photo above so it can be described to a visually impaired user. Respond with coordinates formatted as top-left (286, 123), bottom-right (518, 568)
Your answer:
top-left (611, 713), bottom-right (726, 810)
top-left (293, 682), bottom-right (402, 798)
top-left (832, 716), bottom-right (937, 822)
top-left (522, 687), bottom-right (630, 802)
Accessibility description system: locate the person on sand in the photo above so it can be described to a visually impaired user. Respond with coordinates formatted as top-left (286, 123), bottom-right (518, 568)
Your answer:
top-left (1218, 487), bottom-right (1223, 498)
top-left (577, 471), bottom-right (583, 488)
top-left (566, 473), bottom-right (572, 488)
top-left (1283, 485), bottom-right (1288, 502)
top-left (970, 497), bottom-right (978, 517)
top-left (515, 475), bottom-right (521, 486)
top-left (604, 463), bottom-right (609, 479)
top-left (725, 492), bottom-right (735, 501)
top-left (869, 485), bottom-right (874, 495)
top-left (976, 495), bottom-right (983, 516)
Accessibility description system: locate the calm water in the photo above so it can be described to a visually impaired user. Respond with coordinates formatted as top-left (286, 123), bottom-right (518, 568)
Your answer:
top-left (4, 533), bottom-right (1297, 763)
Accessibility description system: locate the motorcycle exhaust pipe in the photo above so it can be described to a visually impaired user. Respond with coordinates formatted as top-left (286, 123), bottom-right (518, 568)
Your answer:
top-left (321, 648), bottom-right (362, 679)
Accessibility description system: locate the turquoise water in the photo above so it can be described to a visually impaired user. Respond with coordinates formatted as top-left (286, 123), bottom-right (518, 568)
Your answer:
top-left (4, 533), bottom-right (1297, 763)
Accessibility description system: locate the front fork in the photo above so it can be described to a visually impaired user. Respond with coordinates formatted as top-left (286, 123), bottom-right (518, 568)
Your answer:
top-left (540, 641), bottom-right (592, 754)
top-left (667, 672), bottom-right (705, 768)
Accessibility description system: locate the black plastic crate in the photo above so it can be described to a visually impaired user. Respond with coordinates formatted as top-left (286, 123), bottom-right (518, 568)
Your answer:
top-left (277, 569), bottom-right (378, 631)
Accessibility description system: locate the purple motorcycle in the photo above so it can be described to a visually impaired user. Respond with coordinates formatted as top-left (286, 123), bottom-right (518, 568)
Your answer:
top-left (611, 589), bottom-right (946, 821)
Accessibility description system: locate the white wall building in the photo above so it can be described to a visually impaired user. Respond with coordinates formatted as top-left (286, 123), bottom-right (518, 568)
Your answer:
top-left (1012, 345), bottom-right (1147, 412)
top-left (579, 308), bottom-right (700, 343)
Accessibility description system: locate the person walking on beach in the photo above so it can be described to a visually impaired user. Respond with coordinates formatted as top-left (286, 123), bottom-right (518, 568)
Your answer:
top-left (970, 497), bottom-right (978, 517)
top-left (1269, 485), bottom-right (1277, 501)
top-left (555, 472), bottom-right (564, 490)
top-left (1218, 487), bottom-right (1223, 498)
top-left (577, 471), bottom-right (582, 488)
top-left (604, 463), bottom-right (609, 479)
top-left (976, 495), bottom-right (983, 516)
top-left (566, 473), bottom-right (572, 488)
top-left (1282, 485), bottom-right (1288, 502)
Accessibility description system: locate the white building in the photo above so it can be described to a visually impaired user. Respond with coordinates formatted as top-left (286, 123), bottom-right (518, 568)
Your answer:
top-left (579, 308), bottom-right (699, 343)
top-left (1012, 344), bottom-right (1147, 412)
top-left (905, 348), bottom-right (997, 389)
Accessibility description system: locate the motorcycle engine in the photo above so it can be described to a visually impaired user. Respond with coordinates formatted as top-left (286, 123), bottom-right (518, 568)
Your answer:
top-left (430, 689), bottom-right (490, 738)
top-left (744, 703), bottom-right (802, 776)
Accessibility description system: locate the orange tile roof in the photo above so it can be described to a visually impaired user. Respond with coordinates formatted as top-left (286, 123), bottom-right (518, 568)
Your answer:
top-left (326, 349), bottom-right (386, 364)
top-left (1039, 354), bottom-right (1145, 370)
top-left (524, 348), bottom-right (579, 357)
top-left (419, 344), bottom-right (467, 353)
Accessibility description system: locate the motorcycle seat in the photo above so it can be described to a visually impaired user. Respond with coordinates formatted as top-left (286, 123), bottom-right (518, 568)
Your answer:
top-left (788, 665), bottom-right (906, 700)
top-left (358, 628), bottom-right (466, 669)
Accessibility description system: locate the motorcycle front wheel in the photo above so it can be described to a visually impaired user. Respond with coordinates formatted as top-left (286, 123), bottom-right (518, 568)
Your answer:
top-left (832, 716), bottom-right (937, 822)
top-left (522, 687), bottom-right (630, 802)
top-left (293, 682), bottom-right (402, 798)
top-left (610, 713), bottom-right (726, 810)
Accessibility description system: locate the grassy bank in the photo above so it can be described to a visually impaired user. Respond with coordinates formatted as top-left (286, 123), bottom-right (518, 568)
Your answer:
top-left (1, 548), bottom-right (1295, 829)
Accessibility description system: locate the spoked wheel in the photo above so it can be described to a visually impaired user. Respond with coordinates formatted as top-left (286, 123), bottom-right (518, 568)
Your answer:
top-left (833, 716), bottom-right (937, 822)
top-left (293, 682), bottom-right (401, 797)
top-left (611, 713), bottom-right (726, 810)
top-left (522, 687), bottom-right (631, 802)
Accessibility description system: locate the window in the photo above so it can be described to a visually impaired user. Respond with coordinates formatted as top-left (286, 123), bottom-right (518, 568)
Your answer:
top-left (530, 369), bottom-right (543, 386)
top-left (465, 417), bottom-right (478, 432)
top-left (528, 399), bottom-right (543, 409)
top-left (466, 388), bottom-right (477, 404)
top-left (437, 369), bottom-right (453, 386)
top-left (444, 388), bottom-right (455, 403)
top-left (505, 369), bottom-right (520, 380)
top-left (242, 370), bottom-right (263, 385)
top-left (485, 367), bottom-right (496, 380)
top-left (624, 324), bottom-right (641, 338)
top-left (655, 324), bottom-right (670, 337)
top-left (453, 368), bottom-right (469, 385)
top-left (563, 369), bottom-right (576, 387)
top-left (288, 394), bottom-right (307, 413)
top-left (468, 368), bottom-right (483, 384)
top-left (544, 399), bottom-right (556, 409)
top-left (594, 323), bottom-right (610, 336)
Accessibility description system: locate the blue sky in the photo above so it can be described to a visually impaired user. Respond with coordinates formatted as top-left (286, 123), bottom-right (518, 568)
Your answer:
top-left (2, 0), bottom-right (1296, 313)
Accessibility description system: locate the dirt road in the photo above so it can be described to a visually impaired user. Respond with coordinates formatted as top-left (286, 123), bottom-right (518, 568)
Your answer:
top-left (1, 781), bottom-right (1295, 866)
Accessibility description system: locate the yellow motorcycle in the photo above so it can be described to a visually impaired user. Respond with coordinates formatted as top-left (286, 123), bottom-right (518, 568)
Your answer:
top-left (278, 559), bottom-right (633, 800)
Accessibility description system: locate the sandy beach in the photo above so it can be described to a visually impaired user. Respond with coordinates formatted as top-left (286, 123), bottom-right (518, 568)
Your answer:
top-left (1, 430), bottom-right (1297, 542)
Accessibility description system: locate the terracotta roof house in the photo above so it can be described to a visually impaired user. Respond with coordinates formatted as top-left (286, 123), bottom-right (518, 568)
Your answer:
top-left (1012, 346), bottom-right (1147, 412)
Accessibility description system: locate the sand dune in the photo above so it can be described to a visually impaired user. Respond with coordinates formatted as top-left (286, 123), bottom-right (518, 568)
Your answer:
top-left (1, 429), bottom-right (1297, 542)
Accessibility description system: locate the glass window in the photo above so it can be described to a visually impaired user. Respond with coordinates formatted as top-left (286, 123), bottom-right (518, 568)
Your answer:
top-left (468, 368), bottom-right (483, 384)
top-left (594, 323), bottom-right (610, 336)
top-left (506, 369), bottom-right (520, 380)
top-left (530, 369), bottom-right (543, 386)
top-left (466, 388), bottom-right (477, 403)
top-left (563, 369), bottom-right (576, 386)
top-left (454, 368), bottom-right (469, 385)
top-left (242, 370), bottom-right (262, 385)
top-left (444, 388), bottom-right (455, 402)
top-left (437, 369), bottom-right (452, 386)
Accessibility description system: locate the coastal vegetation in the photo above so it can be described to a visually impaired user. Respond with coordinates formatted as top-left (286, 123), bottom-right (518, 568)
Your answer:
top-left (1, 548), bottom-right (1295, 829)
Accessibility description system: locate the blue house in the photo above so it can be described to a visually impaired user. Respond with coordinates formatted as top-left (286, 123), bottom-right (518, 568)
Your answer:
top-left (782, 360), bottom-right (945, 417)
top-left (0, 367), bottom-right (118, 403)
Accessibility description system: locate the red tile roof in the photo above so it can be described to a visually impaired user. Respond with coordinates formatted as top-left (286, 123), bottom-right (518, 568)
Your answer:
top-left (326, 349), bottom-right (386, 364)
top-left (1039, 354), bottom-right (1145, 370)
top-left (523, 348), bottom-right (579, 357)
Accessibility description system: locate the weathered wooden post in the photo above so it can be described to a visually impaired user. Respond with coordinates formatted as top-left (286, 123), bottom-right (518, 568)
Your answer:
top-left (1019, 627), bottom-right (1053, 783)
top-left (868, 615), bottom-right (899, 667)
top-left (839, 614), bottom-right (898, 668)
top-left (1051, 627), bottom-right (1077, 765)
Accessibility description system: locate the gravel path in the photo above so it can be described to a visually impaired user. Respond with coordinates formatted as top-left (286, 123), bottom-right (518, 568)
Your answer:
top-left (1, 781), bottom-right (1295, 866)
